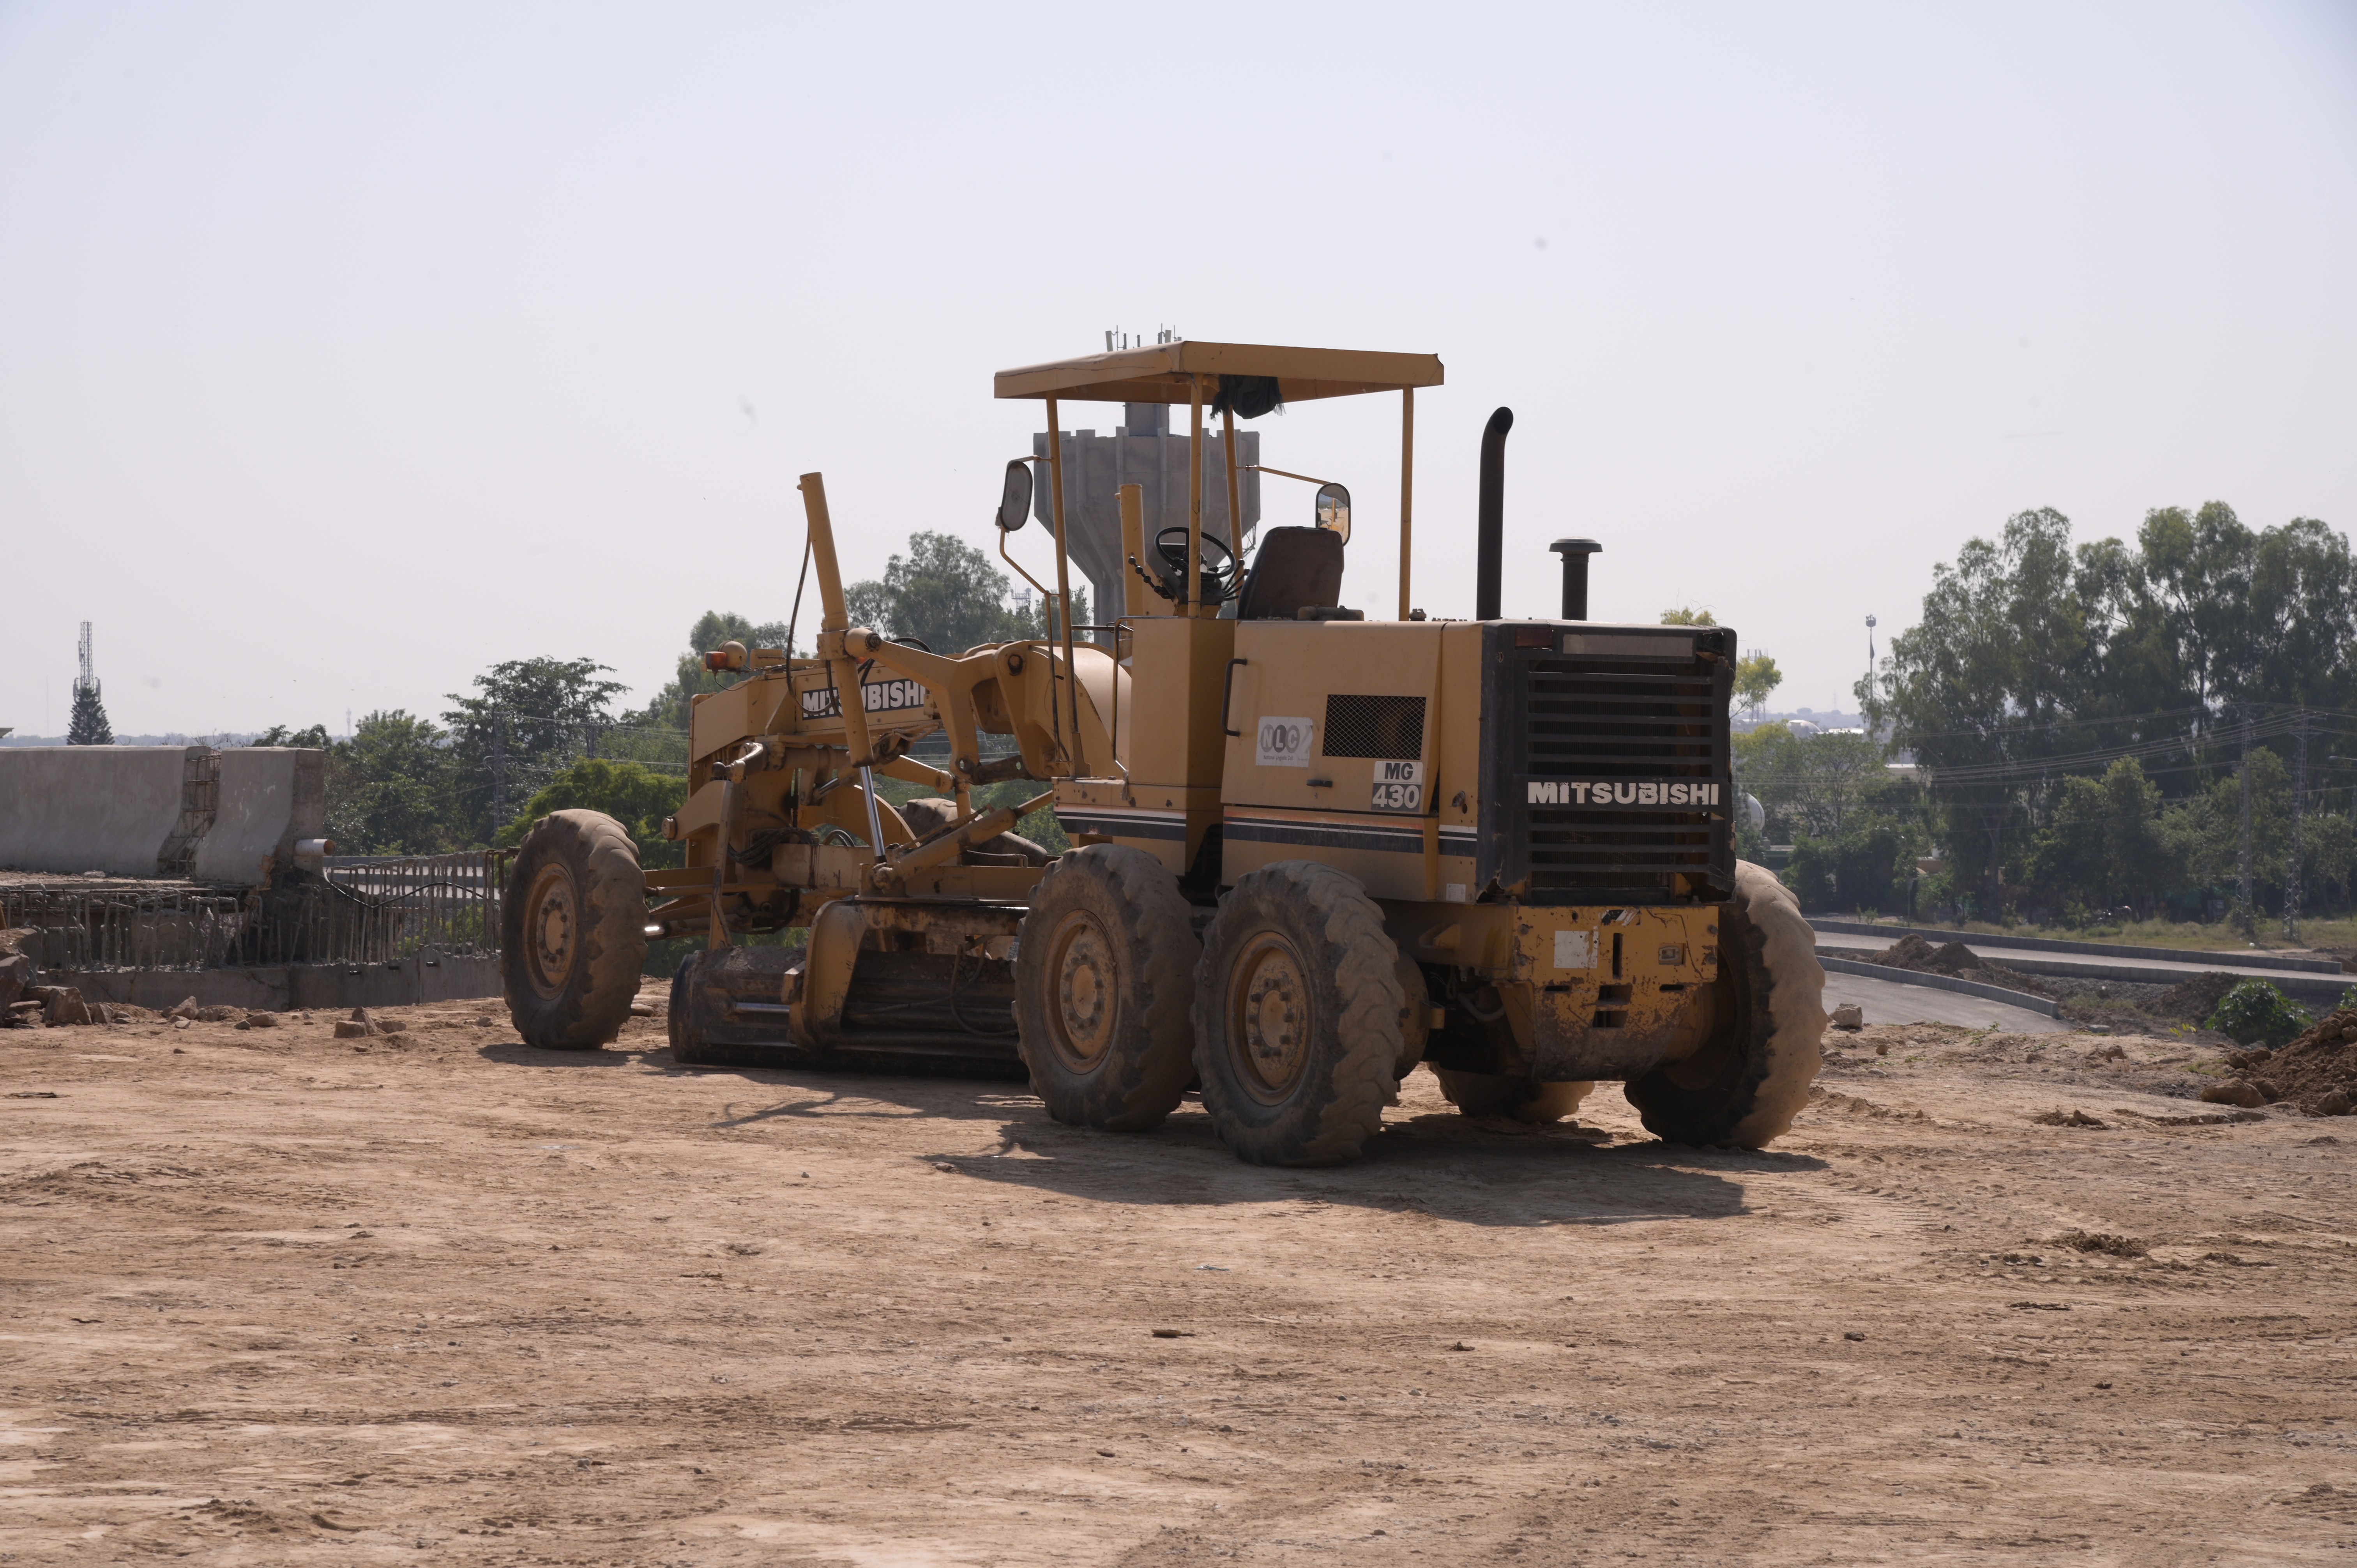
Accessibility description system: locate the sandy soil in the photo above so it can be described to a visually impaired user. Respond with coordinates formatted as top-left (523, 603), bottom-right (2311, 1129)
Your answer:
top-left (5, 993), bottom-right (2354, 1565)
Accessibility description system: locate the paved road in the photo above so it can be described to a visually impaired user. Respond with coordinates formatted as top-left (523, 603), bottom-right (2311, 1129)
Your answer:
top-left (1820, 967), bottom-right (2069, 1034)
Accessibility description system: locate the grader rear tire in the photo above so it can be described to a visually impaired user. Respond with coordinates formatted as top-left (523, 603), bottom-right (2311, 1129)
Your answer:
top-left (1192, 862), bottom-right (1403, 1167)
top-left (1013, 845), bottom-right (1200, 1132)
top-left (502, 809), bottom-right (649, 1051)
top-left (1623, 859), bottom-right (1825, 1147)
top-left (1433, 1069), bottom-right (1594, 1124)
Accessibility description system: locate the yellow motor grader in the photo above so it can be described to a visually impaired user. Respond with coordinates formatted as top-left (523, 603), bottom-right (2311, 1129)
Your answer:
top-left (501, 340), bottom-right (1825, 1164)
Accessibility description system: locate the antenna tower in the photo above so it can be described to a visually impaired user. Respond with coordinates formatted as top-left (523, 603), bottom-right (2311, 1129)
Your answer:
top-left (76, 622), bottom-right (95, 694)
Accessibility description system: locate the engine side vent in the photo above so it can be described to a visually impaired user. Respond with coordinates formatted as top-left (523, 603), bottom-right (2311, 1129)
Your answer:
top-left (1322, 694), bottom-right (1426, 760)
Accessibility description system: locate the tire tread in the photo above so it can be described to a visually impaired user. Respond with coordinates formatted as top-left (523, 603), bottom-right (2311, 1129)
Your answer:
top-left (1013, 845), bottom-right (1199, 1131)
top-left (1193, 861), bottom-right (1403, 1167)
top-left (502, 809), bottom-right (648, 1051)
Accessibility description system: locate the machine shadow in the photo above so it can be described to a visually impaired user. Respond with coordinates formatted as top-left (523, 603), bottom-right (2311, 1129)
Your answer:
top-left (934, 1110), bottom-right (1807, 1229)
top-left (662, 1057), bottom-right (1817, 1229)
top-left (475, 1041), bottom-right (668, 1070)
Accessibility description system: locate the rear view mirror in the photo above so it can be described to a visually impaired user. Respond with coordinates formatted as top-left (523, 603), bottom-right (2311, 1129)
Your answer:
top-left (997, 459), bottom-right (1033, 532)
top-left (1315, 482), bottom-right (1352, 544)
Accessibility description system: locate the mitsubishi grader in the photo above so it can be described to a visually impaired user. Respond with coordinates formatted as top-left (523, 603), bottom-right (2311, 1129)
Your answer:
top-left (501, 340), bottom-right (1827, 1165)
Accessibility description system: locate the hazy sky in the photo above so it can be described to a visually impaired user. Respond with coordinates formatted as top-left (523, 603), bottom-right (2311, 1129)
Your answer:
top-left (3, 2), bottom-right (2352, 738)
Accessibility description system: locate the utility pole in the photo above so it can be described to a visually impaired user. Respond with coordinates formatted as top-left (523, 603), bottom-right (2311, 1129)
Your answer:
top-left (492, 711), bottom-right (508, 830)
top-left (2287, 710), bottom-right (2308, 943)
top-left (2237, 708), bottom-right (2255, 938)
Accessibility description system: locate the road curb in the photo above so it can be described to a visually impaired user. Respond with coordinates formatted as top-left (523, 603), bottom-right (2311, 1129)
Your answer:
top-left (1816, 954), bottom-right (2061, 1017)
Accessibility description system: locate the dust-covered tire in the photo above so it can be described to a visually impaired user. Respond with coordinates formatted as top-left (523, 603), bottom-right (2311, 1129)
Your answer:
top-left (1013, 845), bottom-right (1200, 1131)
top-left (502, 809), bottom-right (649, 1051)
top-left (1433, 1069), bottom-right (1594, 1124)
top-left (1192, 862), bottom-right (1404, 1167)
top-left (1624, 859), bottom-right (1825, 1147)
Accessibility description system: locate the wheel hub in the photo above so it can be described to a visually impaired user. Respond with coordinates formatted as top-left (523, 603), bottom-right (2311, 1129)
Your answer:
top-left (524, 864), bottom-right (579, 999)
top-left (1232, 934), bottom-right (1311, 1101)
top-left (1048, 912), bottom-right (1116, 1072)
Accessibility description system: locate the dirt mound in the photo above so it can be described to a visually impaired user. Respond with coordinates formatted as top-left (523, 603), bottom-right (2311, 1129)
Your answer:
top-left (1867, 934), bottom-right (2055, 998)
top-left (2159, 970), bottom-right (2242, 1022)
top-left (1871, 934), bottom-right (2011, 978)
top-left (1872, 933), bottom-right (1941, 970)
top-left (2231, 1008), bottom-right (2357, 1116)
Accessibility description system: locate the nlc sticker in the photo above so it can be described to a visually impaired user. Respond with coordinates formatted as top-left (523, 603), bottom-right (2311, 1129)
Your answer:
top-left (1257, 717), bottom-right (1314, 768)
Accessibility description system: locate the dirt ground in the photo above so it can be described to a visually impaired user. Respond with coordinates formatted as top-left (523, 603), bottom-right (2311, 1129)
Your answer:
top-left (5, 990), bottom-right (2355, 1566)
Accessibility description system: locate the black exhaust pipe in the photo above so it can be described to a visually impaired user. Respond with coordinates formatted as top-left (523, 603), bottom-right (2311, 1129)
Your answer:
top-left (1551, 539), bottom-right (1601, 620)
top-left (1475, 406), bottom-right (1512, 620)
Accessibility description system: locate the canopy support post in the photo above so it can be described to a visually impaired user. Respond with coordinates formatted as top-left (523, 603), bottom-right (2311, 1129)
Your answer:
top-left (1398, 387), bottom-right (1415, 620)
top-left (1186, 377), bottom-right (1205, 618)
top-left (1045, 395), bottom-right (1084, 775)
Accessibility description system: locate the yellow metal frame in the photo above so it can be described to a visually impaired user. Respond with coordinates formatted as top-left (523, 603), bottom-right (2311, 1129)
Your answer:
top-left (997, 340), bottom-right (1442, 630)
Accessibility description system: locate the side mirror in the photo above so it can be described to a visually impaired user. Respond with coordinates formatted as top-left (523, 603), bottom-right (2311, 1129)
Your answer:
top-left (1315, 482), bottom-right (1352, 545)
top-left (997, 459), bottom-right (1033, 531)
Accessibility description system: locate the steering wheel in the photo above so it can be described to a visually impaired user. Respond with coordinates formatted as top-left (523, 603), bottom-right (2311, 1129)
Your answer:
top-left (1154, 526), bottom-right (1240, 602)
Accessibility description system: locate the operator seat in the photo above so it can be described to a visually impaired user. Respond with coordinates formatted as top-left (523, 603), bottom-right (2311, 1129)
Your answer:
top-left (1235, 526), bottom-right (1345, 621)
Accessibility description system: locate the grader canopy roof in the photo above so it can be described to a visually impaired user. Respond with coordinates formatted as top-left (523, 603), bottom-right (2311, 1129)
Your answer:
top-left (993, 341), bottom-right (1444, 405)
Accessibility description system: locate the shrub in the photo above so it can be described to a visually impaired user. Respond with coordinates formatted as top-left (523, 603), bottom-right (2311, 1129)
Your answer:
top-left (2205, 980), bottom-right (2311, 1048)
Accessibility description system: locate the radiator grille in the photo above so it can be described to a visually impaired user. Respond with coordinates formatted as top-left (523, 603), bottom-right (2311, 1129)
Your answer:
top-left (1322, 694), bottom-right (1426, 761)
top-left (1482, 629), bottom-right (1733, 904)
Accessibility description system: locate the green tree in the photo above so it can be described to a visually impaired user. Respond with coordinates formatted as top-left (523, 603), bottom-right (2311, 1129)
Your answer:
top-left (2161, 745), bottom-right (2291, 909)
top-left (2095, 756), bottom-right (2175, 913)
top-left (2026, 774), bottom-right (2111, 914)
top-left (846, 531), bottom-right (1085, 652)
top-left (327, 710), bottom-right (452, 856)
top-left (2024, 758), bottom-right (2179, 918)
top-left (631, 610), bottom-right (794, 731)
top-left (496, 757), bottom-right (687, 870)
top-left (1734, 724), bottom-right (1887, 841)
top-left (442, 657), bottom-right (628, 846)
top-left (1738, 723), bottom-right (1926, 911)
top-left (1660, 606), bottom-right (1716, 626)
top-left (1868, 500), bottom-right (2357, 918)
top-left (251, 724), bottom-right (332, 747)
top-left (1786, 813), bottom-right (1918, 914)
top-left (66, 680), bottom-right (113, 745)
top-left (1862, 508), bottom-right (2096, 902)
top-left (2244, 514), bottom-right (2357, 709)
top-left (1733, 652), bottom-right (1782, 718)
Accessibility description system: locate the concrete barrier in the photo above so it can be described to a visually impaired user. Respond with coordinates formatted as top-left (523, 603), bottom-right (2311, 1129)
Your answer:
top-left (0, 746), bottom-right (323, 885)
top-left (194, 748), bottom-right (325, 885)
top-left (0, 746), bottom-right (192, 878)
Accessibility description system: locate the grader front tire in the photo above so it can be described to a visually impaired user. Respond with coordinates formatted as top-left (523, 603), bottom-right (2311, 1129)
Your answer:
top-left (1192, 862), bottom-right (1404, 1167)
top-left (1623, 859), bottom-right (1825, 1147)
top-left (1012, 845), bottom-right (1201, 1132)
top-left (502, 809), bottom-right (649, 1051)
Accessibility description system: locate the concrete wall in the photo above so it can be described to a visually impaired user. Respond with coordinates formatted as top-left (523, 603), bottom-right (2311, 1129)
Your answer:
top-left (53, 953), bottom-right (502, 1011)
top-left (0, 746), bottom-right (197, 878)
top-left (0, 745), bottom-right (324, 885)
